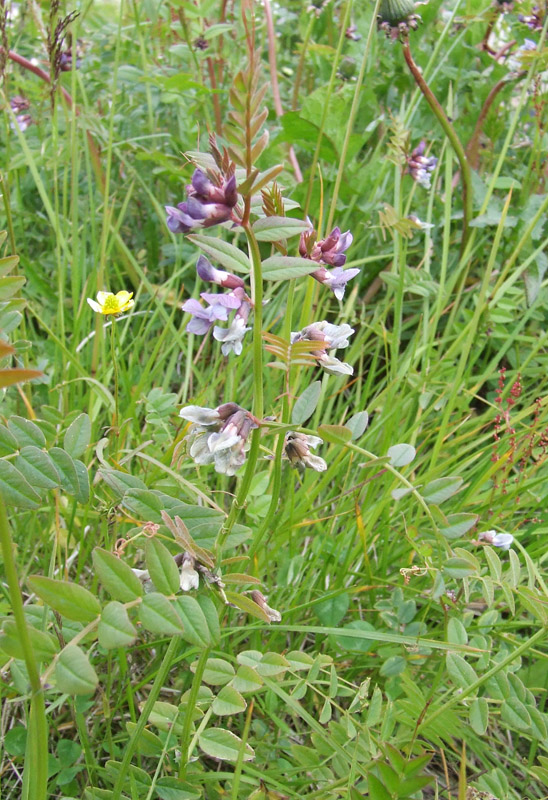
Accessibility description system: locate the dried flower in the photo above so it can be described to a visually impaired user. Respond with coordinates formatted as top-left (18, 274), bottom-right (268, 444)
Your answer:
top-left (87, 290), bottom-right (135, 315)
top-left (179, 553), bottom-right (200, 591)
top-left (285, 432), bottom-right (327, 472)
top-left (478, 530), bottom-right (514, 550)
top-left (165, 168), bottom-right (238, 234)
top-left (291, 321), bottom-right (355, 376)
top-left (251, 590), bottom-right (282, 623)
top-left (180, 402), bottom-right (259, 475)
top-left (407, 141), bottom-right (438, 189)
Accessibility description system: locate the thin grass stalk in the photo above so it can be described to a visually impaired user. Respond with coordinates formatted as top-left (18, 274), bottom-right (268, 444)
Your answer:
top-left (178, 646), bottom-right (211, 779)
top-left (0, 497), bottom-right (48, 800)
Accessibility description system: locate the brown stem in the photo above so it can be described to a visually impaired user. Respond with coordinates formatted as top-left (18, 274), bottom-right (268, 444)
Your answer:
top-left (263, 0), bottom-right (303, 182)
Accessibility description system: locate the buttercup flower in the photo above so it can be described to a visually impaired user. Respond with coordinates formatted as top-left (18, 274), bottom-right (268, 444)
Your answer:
top-left (87, 290), bottom-right (135, 315)
top-left (165, 168), bottom-right (238, 234)
top-left (284, 432), bottom-right (327, 472)
top-left (179, 553), bottom-right (200, 591)
top-left (299, 227), bottom-right (358, 300)
top-left (291, 321), bottom-right (355, 376)
top-left (478, 530), bottom-right (514, 550)
top-left (180, 402), bottom-right (259, 475)
top-left (250, 590), bottom-right (282, 623)
top-left (407, 141), bottom-right (438, 189)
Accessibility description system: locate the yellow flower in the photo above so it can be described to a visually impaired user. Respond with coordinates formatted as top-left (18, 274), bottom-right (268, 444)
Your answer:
top-left (87, 291), bottom-right (135, 315)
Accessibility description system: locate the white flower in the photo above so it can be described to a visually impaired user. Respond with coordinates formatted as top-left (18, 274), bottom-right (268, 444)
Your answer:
top-left (478, 530), bottom-right (514, 550)
top-left (179, 555), bottom-right (200, 591)
top-left (285, 432), bottom-right (327, 472)
top-left (291, 320), bottom-right (354, 351)
top-left (180, 406), bottom-right (220, 425)
top-left (213, 317), bottom-right (251, 356)
top-left (318, 353), bottom-right (354, 376)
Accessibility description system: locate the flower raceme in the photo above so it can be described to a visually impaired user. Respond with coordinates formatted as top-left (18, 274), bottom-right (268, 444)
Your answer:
top-left (407, 141), bottom-right (438, 189)
top-left (299, 226), bottom-right (359, 301)
top-left (291, 321), bottom-right (355, 376)
top-left (179, 403), bottom-right (259, 475)
top-left (165, 168), bottom-right (238, 234)
top-left (87, 291), bottom-right (135, 315)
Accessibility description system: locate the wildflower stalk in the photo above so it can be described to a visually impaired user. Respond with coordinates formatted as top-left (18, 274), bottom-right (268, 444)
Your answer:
top-left (178, 646), bottom-right (211, 778)
top-left (0, 497), bottom-right (48, 800)
top-left (401, 35), bottom-right (472, 247)
top-left (215, 224), bottom-right (263, 563)
top-left (110, 321), bottom-right (120, 444)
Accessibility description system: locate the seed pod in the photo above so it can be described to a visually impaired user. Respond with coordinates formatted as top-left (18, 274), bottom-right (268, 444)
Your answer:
top-left (379, 0), bottom-right (416, 25)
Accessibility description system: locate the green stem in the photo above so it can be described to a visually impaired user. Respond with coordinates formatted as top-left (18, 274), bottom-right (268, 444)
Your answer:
top-left (216, 225), bottom-right (264, 563)
top-left (178, 646), bottom-right (211, 779)
top-left (111, 636), bottom-right (182, 800)
top-left (402, 37), bottom-right (472, 248)
top-left (0, 498), bottom-right (48, 800)
top-left (111, 320), bottom-right (119, 444)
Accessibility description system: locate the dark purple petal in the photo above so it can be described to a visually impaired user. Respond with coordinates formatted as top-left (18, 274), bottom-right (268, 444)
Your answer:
top-left (223, 174), bottom-right (238, 207)
top-left (337, 231), bottom-right (353, 252)
top-left (196, 255), bottom-right (217, 283)
top-left (191, 169), bottom-right (213, 198)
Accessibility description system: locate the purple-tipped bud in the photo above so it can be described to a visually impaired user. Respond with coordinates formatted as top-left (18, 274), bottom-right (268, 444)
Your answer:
top-left (165, 165), bottom-right (239, 235)
top-left (196, 255), bottom-right (245, 289)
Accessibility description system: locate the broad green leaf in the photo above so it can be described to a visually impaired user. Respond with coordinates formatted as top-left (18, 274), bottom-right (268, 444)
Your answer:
top-left (440, 513), bottom-right (479, 540)
top-left (291, 381), bottom-right (322, 425)
top-left (314, 593), bottom-right (349, 626)
top-left (105, 761), bottom-right (151, 791)
top-left (443, 557), bottom-right (477, 579)
top-left (0, 460), bottom-right (41, 508)
top-left (261, 255), bottom-right (320, 280)
top-left (345, 411), bottom-right (369, 439)
top-left (98, 601), bottom-right (137, 649)
top-left (528, 705), bottom-right (547, 740)
top-left (0, 254), bottom-right (20, 275)
top-left (99, 468), bottom-right (147, 498)
top-left (49, 447), bottom-right (79, 495)
top-left (0, 275), bottom-right (26, 300)
top-left (187, 234), bottom-right (250, 274)
top-left (367, 773), bottom-right (393, 800)
top-left (145, 538), bottom-right (180, 595)
top-left (468, 697), bottom-right (489, 736)
top-left (155, 777), bottom-right (202, 800)
top-left (0, 422), bottom-right (19, 454)
top-left (125, 722), bottom-right (163, 756)
top-left (198, 728), bottom-right (254, 762)
top-left (63, 413), bottom-right (91, 458)
top-left (318, 424), bottom-right (353, 445)
top-left (256, 652), bottom-right (289, 677)
top-left (198, 657), bottom-right (235, 686)
top-left (483, 545), bottom-right (502, 581)
top-left (121, 488), bottom-right (164, 520)
top-left (446, 652), bottom-right (478, 688)
top-left (387, 443), bottom-right (416, 467)
top-left (175, 595), bottom-right (212, 647)
top-left (230, 665), bottom-right (263, 693)
top-left (7, 415), bottom-right (46, 448)
top-left (196, 595), bottom-right (221, 646)
top-left (211, 686), bottom-right (247, 716)
top-left (252, 216), bottom-right (309, 242)
top-left (334, 621), bottom-right (377, 653)
top-left (423, 476), bottom-right (463, 504)
top-left (447, 618), bottom-right (468, 645)
top-left (0, 619), bottom-right (58, 662)
top-left (15, 446), bottom-right (60, 490)
top-left (366, 686), bottom-right (383, 726)
top-left (223, 590), bottom-right (271, 622)
top-left (27, 576), bottom-right (101, 623)
top-left (501, 696), bottom-right (531, 731)
top-left (73, 459), bottom-right (91, 504)
top-left (92, 548), bottom-right (144, 602)
top-left (55, 644), bottom-right (98, 695)
top-left (139, 593), bottom-right (184, 634)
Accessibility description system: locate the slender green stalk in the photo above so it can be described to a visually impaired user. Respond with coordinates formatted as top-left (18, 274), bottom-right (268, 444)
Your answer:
top-left (111, 636), bottom-right (182, 800)
top-left (401, 36), bottom-right (472, 248)
top-left (178, 646), bottom-right (210, 779)
top-left (0, 498), bottom-right (48, 800)
top-left (110, 320), bottom-right (119, 444)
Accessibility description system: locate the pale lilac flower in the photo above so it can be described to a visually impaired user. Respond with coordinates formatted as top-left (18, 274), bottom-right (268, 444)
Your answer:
top-left (250, 590), bottom-right (282, 623)
top-left (179, 553), bottom-right (200, 591)
top-left (165, 169), bottom-right (238, 234)
top-left (10, 96), bottom-right (32, 132)
top-left (407, 141), bottom-right (438, 189)
top-left (285, 432), bottom-right (327, 472)
top-left (180, 403), bottom-right (258, 475)
top-left (478, 530), bottom-right (514, 550)
top-left (196, 254), bottom-right (245, 290)
top-left (320, 266), bottom-right (361, 301)
top-left (182, 291), bottom-right (242, 335)
top-left (213, 316), bottom-right (251, 356)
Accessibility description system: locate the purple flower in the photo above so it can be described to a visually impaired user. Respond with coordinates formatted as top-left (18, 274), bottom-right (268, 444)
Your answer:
top-left (299, 226), bottom-right (357, 300)
top-left (407, 141), bottom-right (438, 189)
top-left (311, 265), bottom-right (361, 301)
top-left (196, 254), bottom-right (245, 289)
top-left (182, 290), bottom-right (242, 335)
top-left (165, 169), bottom-right (238, 234)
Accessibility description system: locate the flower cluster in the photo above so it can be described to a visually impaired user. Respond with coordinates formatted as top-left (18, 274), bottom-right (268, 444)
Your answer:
top-left (10, 96), bottom-right (32, 132)
top-left (299, 226), bottom-right (358, 301)
top-left (182, 256), bottom-right (251, 355)
top-left (284, 432), bottom-right (327, 472)
top-left (407, 141), bottom-right (438, 189)
top-left (166, 168), bottom-right (238, 234)
top-left (378, 0), bottom-right (421, 38)
top-left (180, 403), bottom-right (258, 475)
top-left (291, 320), bottom-right (355, 375)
